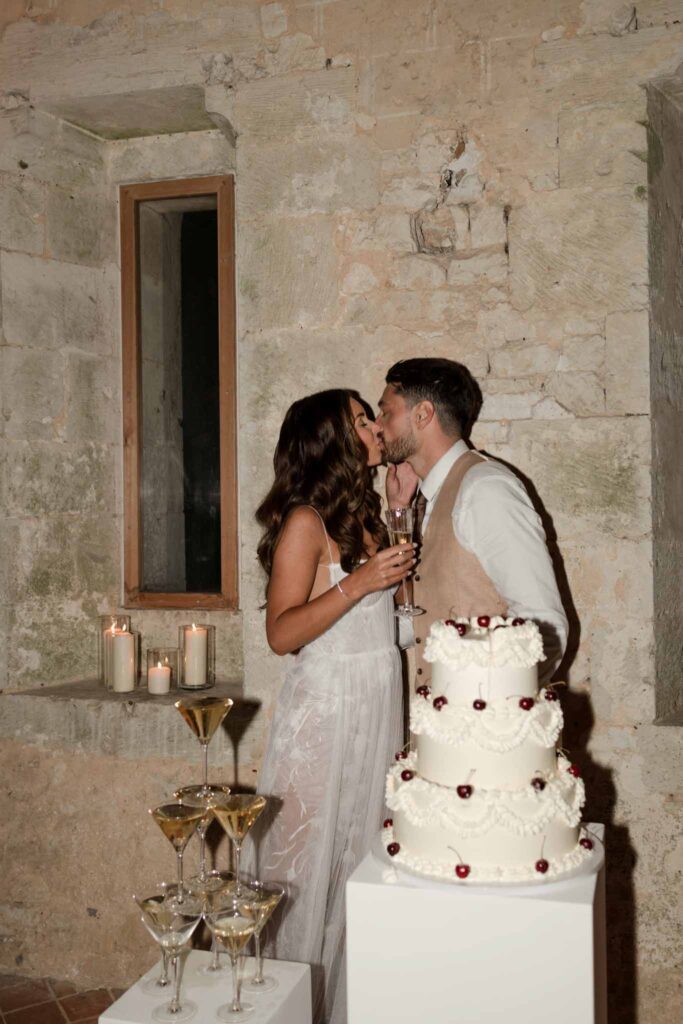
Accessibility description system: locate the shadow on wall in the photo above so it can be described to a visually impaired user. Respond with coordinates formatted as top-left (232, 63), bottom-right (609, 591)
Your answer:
top-left (486, 451), bottom-right (637, 1024)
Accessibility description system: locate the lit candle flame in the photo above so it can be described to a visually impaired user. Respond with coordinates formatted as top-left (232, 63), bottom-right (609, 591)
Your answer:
top-left (191, 623), bottom-right (197, 632)
top-left (122, 623), bottom-right (127, 633)
top-left (157, 661), bottom-right (162, 669)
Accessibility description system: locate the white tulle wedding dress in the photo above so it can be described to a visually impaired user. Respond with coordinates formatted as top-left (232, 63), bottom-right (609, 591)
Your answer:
top-left (252, 518), bottom-right (403, 1024)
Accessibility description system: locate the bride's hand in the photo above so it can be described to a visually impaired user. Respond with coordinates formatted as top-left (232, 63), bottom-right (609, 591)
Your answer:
top-left (386, 462), bottom-right (419, 508)
top-left (343, 544), bottom-right (416, 599)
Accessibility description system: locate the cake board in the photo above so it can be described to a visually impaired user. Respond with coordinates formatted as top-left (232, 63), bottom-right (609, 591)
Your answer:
top-left (346, 823), bottom-right (606, 1024)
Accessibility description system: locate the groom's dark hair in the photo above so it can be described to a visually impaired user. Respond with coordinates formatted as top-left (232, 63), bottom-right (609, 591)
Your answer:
top-left (385, 358), bottom-right (483, 439)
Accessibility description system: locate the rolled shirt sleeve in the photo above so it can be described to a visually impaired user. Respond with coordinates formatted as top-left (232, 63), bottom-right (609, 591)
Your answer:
top-left (454, 464), bottom-right (568, 683)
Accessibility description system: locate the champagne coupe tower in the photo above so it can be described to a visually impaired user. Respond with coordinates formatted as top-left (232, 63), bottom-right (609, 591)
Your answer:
top-left (175, 696), bottom-right (234, 794)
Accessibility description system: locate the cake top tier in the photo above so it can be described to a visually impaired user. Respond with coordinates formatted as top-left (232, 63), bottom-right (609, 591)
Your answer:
top-left (423, 616), bottom-right (545, 669)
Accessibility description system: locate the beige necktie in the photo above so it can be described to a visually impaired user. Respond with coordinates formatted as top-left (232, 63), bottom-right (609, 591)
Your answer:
top-left (414, 491), bottom-right (428, 543)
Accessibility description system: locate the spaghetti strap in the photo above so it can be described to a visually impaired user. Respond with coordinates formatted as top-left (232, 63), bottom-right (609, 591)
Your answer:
top-left (304, 505), bottom-right (336, 566)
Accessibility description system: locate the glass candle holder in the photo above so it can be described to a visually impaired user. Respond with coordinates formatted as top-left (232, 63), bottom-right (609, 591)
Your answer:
top-left (146, 648), bottom-right (179, 694)
top-left (99, 615), bottom-right (132, 688)
top-left (178, 624), bottom-right (215, 690)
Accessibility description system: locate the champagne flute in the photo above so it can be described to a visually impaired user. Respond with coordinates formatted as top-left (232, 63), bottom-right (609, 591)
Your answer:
top-left (242, 880), bottom-right (285, 993)
top-left (175, 696), bottom-right (234, 794)
top-left (139, 882), bottom-right (180, 996)
top-left (135, 890), bottom-right (203, 1022)
top-left (385, 507), bottom-right (423, 617)
top-left (206, 893), bottom-right (258, 1020)
top-left (212, 795), bottom-right (267, 895)
top-left (174, 784), bottom-right (232, 895)
top-left (150, 802), bottom-right (204, 903)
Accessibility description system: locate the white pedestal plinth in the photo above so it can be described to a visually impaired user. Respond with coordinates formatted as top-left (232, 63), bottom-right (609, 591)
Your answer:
top-left (347, 825), bottom-right (606, 1024)
top-left (100, 952), bottom-right (311, 1024)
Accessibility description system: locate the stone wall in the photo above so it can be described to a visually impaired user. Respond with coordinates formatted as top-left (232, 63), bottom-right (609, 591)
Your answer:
top-left (1, 1), bottom-right (682, 1019)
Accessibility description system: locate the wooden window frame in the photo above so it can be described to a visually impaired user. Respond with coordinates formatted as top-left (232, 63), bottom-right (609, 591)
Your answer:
top-left (120, 175), bottom-right (238, 610)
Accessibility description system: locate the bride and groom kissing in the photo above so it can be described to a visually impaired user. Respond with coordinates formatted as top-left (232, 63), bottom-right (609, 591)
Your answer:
top-left (251, 356), bottom-right (567, 1024)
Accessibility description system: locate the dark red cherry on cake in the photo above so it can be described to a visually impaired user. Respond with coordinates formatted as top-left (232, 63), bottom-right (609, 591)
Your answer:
top-left (387, 842), bottom-right (400, 856)
top-left (383, 818), bottom-right (393, 829)
top-left (457, 785), bottom-right (473, 799)
top-left (519, 697), bottom-right (534, 711)
top-left (444, 618), bottom-right (457, 628)
top-left (473, 699), bottom-right (487, 711)
top-left (456, 622), bottom-right (467, 636)
top-left (568, 764), bottom-right (581, 777)
top-left (416, 684), bottom-right (431, 698)
top-left (544, 689), bottom-right (559, 702)
top-left (580, 837), bottom-right (594, 850)
top-left (395, 750), bottom-right (407, 761)
top-left (531, 777), bottom-right (546, 791)
top-left (535, 858), bottom-right (549, 874)
top-left (455, 864), bottom-right (471, 879)
top-left (400, 769), bottom-right (414, 782)
top-left (512, 617), bottom-right (526, 626)
top-left (433, 696), bottom-right (448, 711)
top-left (477, 615), bottom-right (490, 628)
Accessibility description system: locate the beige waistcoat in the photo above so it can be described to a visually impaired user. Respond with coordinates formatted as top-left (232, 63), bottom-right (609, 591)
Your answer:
top-left (412, 450), bottom-right (508, 688)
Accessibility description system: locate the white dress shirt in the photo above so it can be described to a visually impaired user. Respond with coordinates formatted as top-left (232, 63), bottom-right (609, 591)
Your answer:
top-left (414, 440), bottom-right (568, 682)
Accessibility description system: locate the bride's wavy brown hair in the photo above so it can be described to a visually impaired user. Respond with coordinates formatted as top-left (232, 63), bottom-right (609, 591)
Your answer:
top-left (256, 389), bottom-right (387, 579)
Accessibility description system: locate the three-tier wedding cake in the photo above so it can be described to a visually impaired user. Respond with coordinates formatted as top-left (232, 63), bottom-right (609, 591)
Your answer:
top-left (383, 616), bottom-right (595, 883)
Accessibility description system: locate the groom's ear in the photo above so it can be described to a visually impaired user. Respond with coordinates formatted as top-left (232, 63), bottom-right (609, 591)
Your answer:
top-left (413, 400), bottom-right (436, 430)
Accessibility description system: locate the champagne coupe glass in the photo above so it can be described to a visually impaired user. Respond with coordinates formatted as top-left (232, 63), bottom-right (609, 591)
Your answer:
top-left (385, 507), bottom-right (423, 617)
top-left (206, 893), bottom-right (258, 1020)
top-left (134, 890), bottom-right (203, 1022)
top-left (174, 784), bottom-right (232, 896)
top-left (175, 696), bottom-right (234, 795)
top-left (212, 795), bottom-right (267, 896)
top-left (242, 880), bottom-right (285, 993)
top-left (139, 882), bottom-right (180, 996)
top-left (150, 802), bottom-right (204, 903)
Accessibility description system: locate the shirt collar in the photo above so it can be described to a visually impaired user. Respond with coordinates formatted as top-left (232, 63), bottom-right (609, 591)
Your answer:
top-left (420, 439), bottom-right (470, 504)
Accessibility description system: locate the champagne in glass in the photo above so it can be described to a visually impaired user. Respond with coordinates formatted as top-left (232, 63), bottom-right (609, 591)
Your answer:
top-left (135, 891), bottom-right (203, 1022)
top-left (175, 696), bottom-right (234, 794)
top-left (150, 802), bottom-right (204, 902)
top-left (385, 507), bottom-right (423, 617)
top-left (242, 881), bottom-right (285, 994)
top-left (175, 784), bottom-right (233, 896)
top-left (212, 795), bottom-right (267, 895)
top-left (207, 894), bottom-right (258, 1020)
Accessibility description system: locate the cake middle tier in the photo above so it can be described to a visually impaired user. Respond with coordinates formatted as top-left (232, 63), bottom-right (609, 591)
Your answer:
top-left (411, 690), bottom-right (563, 788)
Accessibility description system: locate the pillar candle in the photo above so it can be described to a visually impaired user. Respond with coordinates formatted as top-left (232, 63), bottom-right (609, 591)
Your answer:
top-left (183, 624), bottom-right (208, 687)
top-left (148, 661), bottom-right (171, 695)
top-left (112, 628), bottom-right (135, 692)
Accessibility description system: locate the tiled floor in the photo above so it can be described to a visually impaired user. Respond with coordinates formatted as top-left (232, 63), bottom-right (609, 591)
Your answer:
top-left (0, 974), bottom-right (124, 1024)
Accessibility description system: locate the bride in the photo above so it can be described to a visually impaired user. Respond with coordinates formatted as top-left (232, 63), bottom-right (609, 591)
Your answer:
top-left (252, 388), bottom-right (415, 1024)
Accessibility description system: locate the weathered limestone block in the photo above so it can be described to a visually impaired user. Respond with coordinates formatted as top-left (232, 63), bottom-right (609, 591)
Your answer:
top-left (480, 380), bottom-right (545, 421)
top-left (46, 187), bottom-right (116, 267)
top-left (559, 103), bottom-right (647, 187)
top-left (446, 250), bottom-right (508, 288)
top-left (261, 3), bottom-right (288, 39)
top-left (0, 171), bottom-right (45, 255)
top-left (577, 1), bottom-right (683, 36)
top-left (557, 333), bottom-right (606, 373)
top-left (509, 189), bottom-right (648, 316)
top-left (237, 216), bottom-right (340, 329)
top-left (434, 0), bottom-right (579, 41)
top-left (387, 256), bottom-right (447, 290)
top-left (321, 0), bottom-right (440, 59)
top-left (2, 441), bottom-right (116, 517)
top-left (370, 42), bottom-right (483, 117)
top-left (106, 130), bottom-right (235, 191)
top-left (605, 310), bottom-right (650, 414)
top-left (0, 109), bottom-right (106, 193)
top-left (1, 347), bottom-right (65, 441)
top-left (64, 353), bottom-right (120, 444)
top-left (469, 106), bottom-right (559, 194)
top-left (231, 67), bottom-right (356, 138)
top-left (1, 251), bottom-right (116, 356)
top-left (548, 370), bottom-right (607, 416)
top-left (338, 209), bottom-right (415, 255)
top-left (237, 134), bottom-right (381, 218)
top-left (489, 341), bottom-right (561, 377)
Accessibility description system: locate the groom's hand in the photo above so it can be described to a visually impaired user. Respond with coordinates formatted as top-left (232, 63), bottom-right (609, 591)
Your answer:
top-left (386, 461), bottom-right (419, 509)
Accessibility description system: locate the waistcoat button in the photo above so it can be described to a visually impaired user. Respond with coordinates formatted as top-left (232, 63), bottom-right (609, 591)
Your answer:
top-left (415, 637), bottom-right (421, 644)
top-left (414, 574), bottom-right (421, 581)
top-left (417, 668), bottom-right (423, 675)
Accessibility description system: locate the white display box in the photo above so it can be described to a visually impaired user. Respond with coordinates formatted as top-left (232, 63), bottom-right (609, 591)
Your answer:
top-left (100, 951), bottom-right (311, 1024)
top-left (347, 825), bottom-right (606, 1024)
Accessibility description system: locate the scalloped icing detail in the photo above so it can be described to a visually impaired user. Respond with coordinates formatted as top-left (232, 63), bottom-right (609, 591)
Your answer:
top-left (386, 753), bottom-right (585, 838)
top-left (424, 617), bottom-right (544, 669)
top-left (381, 826), bottom-right (592, 884)
top-left (411, 689), bottom-right (563, 752)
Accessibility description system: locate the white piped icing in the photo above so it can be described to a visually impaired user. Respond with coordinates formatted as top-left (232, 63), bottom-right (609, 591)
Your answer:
top-left (424, 617), bottom-right (544, 669)
top-left (386, 752), bottom-right (585, 838)
top-left (381, 826), bottom-right (593, 884)
top-left (411, 689), bottom-right (563, 752)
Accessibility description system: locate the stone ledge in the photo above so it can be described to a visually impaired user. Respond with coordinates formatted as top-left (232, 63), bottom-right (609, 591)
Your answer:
top-left (0, 679), bottom-right (254, 760)
top-left (653, 707), bottom-right (683, 727)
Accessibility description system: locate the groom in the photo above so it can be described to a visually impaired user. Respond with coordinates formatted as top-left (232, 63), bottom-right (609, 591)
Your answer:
top-left (377, 357), bottom-right (567, 685)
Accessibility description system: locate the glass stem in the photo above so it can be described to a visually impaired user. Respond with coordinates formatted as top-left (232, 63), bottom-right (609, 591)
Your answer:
top-left (202, 742), bottom-right (209, 791)
top-left (177, 849), bottom-right (184, 902)
top-left (233, 839), bottom-right (242, 889)
top-left (198, 823), bottom-right (207, 882)
top-left (159, 949), bottom-right (170, 987)
top-left (253, 933), bottom-right (264, 985)
top-left (230, 953), bottom-right (241, 1013)
top-left (169, 954), bottom-right (182, 1014)
top-left (210, 934), bottom-right (221, 971)
top-left (401, 579), bottom-right (409, 609)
